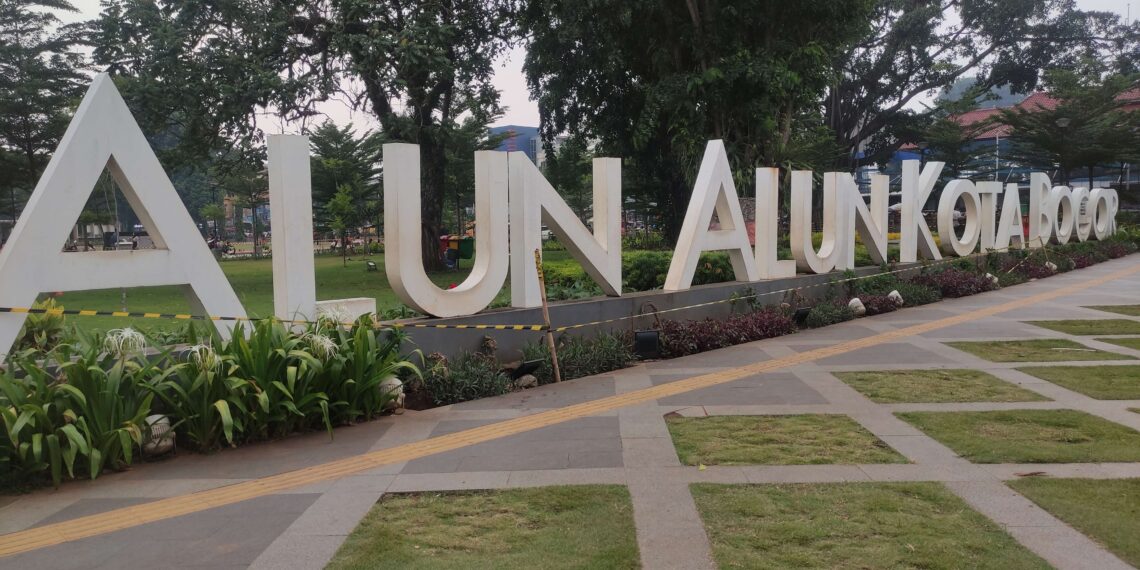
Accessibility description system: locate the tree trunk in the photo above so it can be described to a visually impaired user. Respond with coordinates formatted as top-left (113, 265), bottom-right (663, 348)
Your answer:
top-left (663, 170), bottom-right (689, 245)
top-left (419, 140), bottom-right (447, 271)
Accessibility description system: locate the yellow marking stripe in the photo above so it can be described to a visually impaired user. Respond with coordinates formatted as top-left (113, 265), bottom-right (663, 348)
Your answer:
top-left (78, 310), bottom-right (98, 316)
top-left (0, 261), bottom-right (1137, 558)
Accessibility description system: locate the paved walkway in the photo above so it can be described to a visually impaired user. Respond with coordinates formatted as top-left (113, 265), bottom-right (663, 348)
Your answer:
top-left (2, 257), bottom-right (1140, 569)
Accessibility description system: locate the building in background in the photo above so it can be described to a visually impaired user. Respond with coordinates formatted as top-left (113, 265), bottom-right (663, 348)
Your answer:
top-left (490, 125), bottom-right (540, 164)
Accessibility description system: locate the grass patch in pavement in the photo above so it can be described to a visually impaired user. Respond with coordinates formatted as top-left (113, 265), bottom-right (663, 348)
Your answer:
top-left (1018, 365), bottom-right (1140, 400)
top-left (896, 409), bottom-right (1140, 463)
top-left (945, 339), bottom-right (1131, 362)
top-left (665, 414), bottom-right (906, 466)
top-left (1010, 478), bottom-right (1140, 568)
top-left (1098, 337), bottom-right (1140, 351)
top-left (1087, 305), bottom-right (1140, 317)
top-left (326, 485), bottom-right (639, 570)
top-left (1027, 319), bottom-right (1140, 335)
top-left (691, 482), bottom-right (1048, 570)
top-left (835, 369), bottom-right (1047, 403)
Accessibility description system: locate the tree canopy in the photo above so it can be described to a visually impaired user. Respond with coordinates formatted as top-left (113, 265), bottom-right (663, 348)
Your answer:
top-left (842, 0), bottom-right (1139, 169)
top-left (522, 0), bottom-right (874, 240)
top-left (996, 71), bottom-right (1140, 185)
top-left (89, 0), bottom-right (516, 267)
top-left (0, 0), bottom-right (86, 238)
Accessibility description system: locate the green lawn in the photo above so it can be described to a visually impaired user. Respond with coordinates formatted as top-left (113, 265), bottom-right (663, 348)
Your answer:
top-left (665, 414), bottom-right (906, 466)
top-left (1087, 305), bottom-right (1140, 317)
top-left (40, 253), bottom-right (536, 332)
top-left (1098, 337), bottom-right (1140, 351)
top-left (835, 369), bottom-right (1048, 403)
top-left (946, 339), bottom-right (1132, 363)
top-left (1018, 365), bottom-right (1140, 400)
top-left (1010, 478), bottom-right (1140, 568)
top-left (326, 486), bottom-right (639, 570)
top-left (691, 482), bottom-right (1048, 570)
top-left (1027, 319), bottom-right (1140, 335)
top-left (897, 409), bottom-right (1140, 463)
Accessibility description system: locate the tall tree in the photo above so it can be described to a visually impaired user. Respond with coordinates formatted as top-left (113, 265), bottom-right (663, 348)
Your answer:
top-left (894, 90), bottom-right (998, 182)
top-left (0, 0), bottom-right (86, 240)
top-left (88, 0), bottom-right (515, 269)
top-left (541, 137), bottom-right (591, 219)
top-left (996, 71), bottom-right (1140, 185)
top-left (522, 0), bottom-right (873, 242)
top-left (309, 121), bottom-right (382, 234)
top-left (834, 0), bottom-right (1136, 169)
top-left (326, 183), bottom-right (361, 267)
top-left (441, 115), bottom-right (508, 235)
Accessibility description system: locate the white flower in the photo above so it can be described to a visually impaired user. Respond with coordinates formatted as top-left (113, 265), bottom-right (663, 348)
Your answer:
top-left (104, 328), bottom-right (146, 357)
top-left (187, 344), bottom-right (218, 372)
top-left (317, 305), bottom-right (354, 328)
top-left (304, 333), bottom-right (338, 360)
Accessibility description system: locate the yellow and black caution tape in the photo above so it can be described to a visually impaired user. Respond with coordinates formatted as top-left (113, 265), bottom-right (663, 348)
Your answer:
top-left (0, 306), bottom-right (547, 331)
top-left (0, 237), bottom-right (1083, 335)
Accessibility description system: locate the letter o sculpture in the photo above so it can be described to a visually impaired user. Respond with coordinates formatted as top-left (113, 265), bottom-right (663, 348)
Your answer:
top-left (1089, 188), bottom-right (1113, 241)
top-left (937, 180), bottom-right (981, 257)
top-left (1050, 186), bottom-right (1075, 245)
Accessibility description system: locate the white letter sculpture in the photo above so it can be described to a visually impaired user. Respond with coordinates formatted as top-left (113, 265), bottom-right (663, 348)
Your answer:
top-left (994, 183), bottom-right (1026, 251)
top-left (664, 140), bottom-right (759, 290)
top-left (1028, 173), bottom-right (1054, 248)
top-left (0, 74), bottom-right (247, 357)
top-left (267, 135), bottom-right (317, 322)
top-left (900, 160), bottom-right (944, 262)
top-left (936, 180), bottom-right (982, 257)
top-left (755, 168), bottom-right (796, 279)
top-left (845, 173), bottom-right (889, 268)
top-left (1049, 185), bottom-right (1075, 245)
top-left (789, 171), bottom-right (851, 273)
top-left (509, 153), bottom-right (622, 308)
top-left (384, 144), bottom-right (510, 317)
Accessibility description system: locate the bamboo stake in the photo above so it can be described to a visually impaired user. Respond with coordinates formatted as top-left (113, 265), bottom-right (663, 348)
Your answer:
top-left (534, 248), bottom-right (562, 383)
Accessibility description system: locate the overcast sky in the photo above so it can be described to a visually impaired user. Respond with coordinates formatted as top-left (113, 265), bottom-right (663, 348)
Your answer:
top-left (60, 0), bottom-right (1131, 132)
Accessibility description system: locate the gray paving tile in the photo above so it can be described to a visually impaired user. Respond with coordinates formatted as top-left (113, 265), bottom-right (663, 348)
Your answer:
top-left (815, 342), bottom-right (956, 366)
top-left (642, 347), bottom-right (768, 371)
top-left (401, 417), bottom-right (622, 474)
top-left (656, 372), bottom-right (825, 406)
top-left (4, 494), bottom-right (320, 570)
top-left (33, 497), bottom-right (152, 527)
top-left (451, 376), bottom-right (616, 410)
top-left (118, 421), bottom-right (390, 481)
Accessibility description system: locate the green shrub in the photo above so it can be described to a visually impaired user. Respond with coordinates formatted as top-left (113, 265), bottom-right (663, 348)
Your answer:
top-left (804, 301), bottom-right (855, 328)
top-left (622, 250), bottom-right (735, 291)
top-left (313, 320), bottom-right (419, 425)
top-left (522, 332), bottom-right (634, 384)
top-left (54, 333), bottom-right (159, 475)
top-left (622, 231), bottom-right (669, 250)
top-left (854, 273), bottom-right (941, 307)
top-left (622, 251), bottom-right (671, 291)
top-left (893, 281), bottom-right (942, 306)
top-left (15, 298), bottom-right (67, 351)
top-left (0, 352), bottom-right (96, 488)
top-left (542, 258), bottom-right (590, 287)
top-left (2, 317), bottom-right (421, 489)
top-left (423, 351), bottom-right (511, 406)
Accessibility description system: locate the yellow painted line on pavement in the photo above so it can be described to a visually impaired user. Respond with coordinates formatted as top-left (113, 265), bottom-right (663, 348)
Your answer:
top-left (1, 261), bottom-right (1138, 558)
